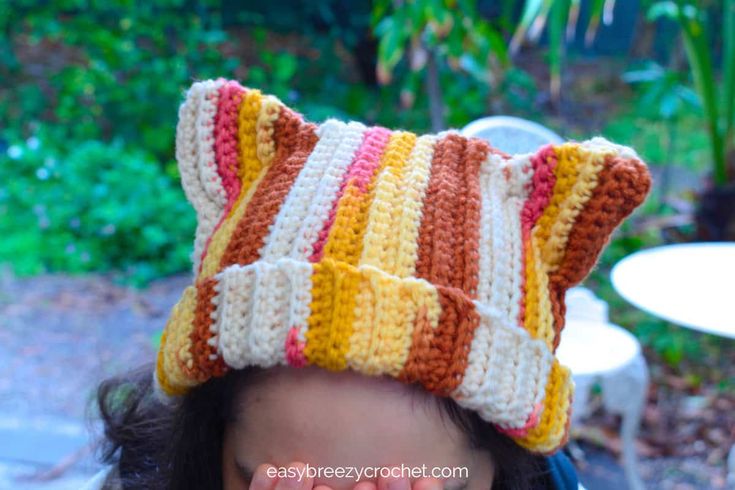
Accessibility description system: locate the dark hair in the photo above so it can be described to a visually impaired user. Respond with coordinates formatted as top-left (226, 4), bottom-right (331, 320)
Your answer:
top-left (96, 364), bottom-right (553, 489)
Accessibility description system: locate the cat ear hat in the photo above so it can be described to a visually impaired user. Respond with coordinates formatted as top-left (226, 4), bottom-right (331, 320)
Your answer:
top-left (154, 78), bottom-right (651, 454)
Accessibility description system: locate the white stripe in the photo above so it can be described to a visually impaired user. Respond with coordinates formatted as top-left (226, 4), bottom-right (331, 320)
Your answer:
top-left (175, 80), bottom-right (226, 272)
top-left (259, 119), bottom-right (344, 260)
top-left (194, 80), bottom-right (228, 210)
top-left (453, 302), bottom-right (553, 428)
top-left (288, 121), bottom-right (367, 260)
top-left (214, 263), bottom-right (258, 369)
top-left (214, 259), bottom-right (313, 368)
top-left (476, 153), bottom-right (504, 305)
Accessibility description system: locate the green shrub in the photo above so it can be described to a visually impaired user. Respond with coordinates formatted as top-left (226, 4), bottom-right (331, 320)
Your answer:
top-left (0, 137), bottom-right (195, 285)
top-left (2, 0), bottom-right (238, 160)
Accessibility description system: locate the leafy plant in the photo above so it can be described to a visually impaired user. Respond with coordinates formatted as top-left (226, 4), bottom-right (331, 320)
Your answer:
top-left (1, 0), bottom-right (238, 161)
top-left (510, 0), bottom-right (618, 104)
top-left (622, 61), bottom-right (701, 204)
top-left (0, 137), bottom-right (195, 285)
top-left (371, 0), bottom-right (509, 130)
top-left (648, 0), bottom-right (735, 186)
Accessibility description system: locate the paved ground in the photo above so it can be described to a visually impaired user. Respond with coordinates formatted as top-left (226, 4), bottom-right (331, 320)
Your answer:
top-left (0, 271), bottom-right (728, 489)
top-left (0, 271), bottom-right (189, 489)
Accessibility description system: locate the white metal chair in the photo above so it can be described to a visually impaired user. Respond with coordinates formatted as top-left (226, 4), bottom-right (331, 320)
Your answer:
top-left (561, 288), bottom-right (648, 490)
top-left (461, 115), bottom-right (564, 153)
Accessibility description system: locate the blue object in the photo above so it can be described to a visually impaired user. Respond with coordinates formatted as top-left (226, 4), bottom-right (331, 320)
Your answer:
top-left (547, 451), bottom-right (580, 490)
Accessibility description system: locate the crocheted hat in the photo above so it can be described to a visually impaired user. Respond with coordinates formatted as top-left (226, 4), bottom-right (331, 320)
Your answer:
top-left (154, 78), bottom-right (651, 453)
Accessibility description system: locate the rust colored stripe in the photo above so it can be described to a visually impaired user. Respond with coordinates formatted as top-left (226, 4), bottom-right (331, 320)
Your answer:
top-left (548, 154), bottom-right (651, 348)
top-left (457, 138), bottom-right (488, 298)
top-left (188, 277), bottom-right (227, 382)
top-left (415, 134), bottom-right (467, 289)
top-left (398, 304), bottom-right (434, 386)
top-left (399, 286), bottom-right (479, 396)
top-left (219, 107), bottom-right (318, 269)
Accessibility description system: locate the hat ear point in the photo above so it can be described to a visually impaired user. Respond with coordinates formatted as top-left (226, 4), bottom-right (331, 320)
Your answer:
top-left (175, 79), bottom-right (308, 273)
top-left (522, 139), bottom-right (651, 349)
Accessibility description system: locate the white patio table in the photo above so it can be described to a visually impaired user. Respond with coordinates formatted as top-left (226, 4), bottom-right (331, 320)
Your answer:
top-left (611, 242), bottom-right (735, 485)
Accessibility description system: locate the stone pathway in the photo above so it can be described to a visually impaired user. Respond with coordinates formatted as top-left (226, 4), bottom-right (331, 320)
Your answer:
top-left (0, 271), bottom-right (189, 489)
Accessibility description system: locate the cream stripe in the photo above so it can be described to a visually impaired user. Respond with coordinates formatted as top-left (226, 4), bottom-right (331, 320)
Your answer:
top-left (214, 263), bottom-right (257, 368)
top-left (488, 166), bottom-right (515, 315)
top-left (194, 80), bottom-right (228, 209)
top-left (288, 121), bottom-right (367, 260)
top-left (243, 261), bottom-right (291, 366)
top-left (479, 153), bottom-right (512, 307)
top-left (475, 155), bottom-right (497, 305)
top-left (176, 80), bottom-right (226, 273)
top-left (452, 302), bottom-right (553, 428)
top-left (506, 195), bottom-right (525, 324)
top-left (215, 259), bottom-right (313, 368)
top-left (259, 119), bottom-right (344, 261)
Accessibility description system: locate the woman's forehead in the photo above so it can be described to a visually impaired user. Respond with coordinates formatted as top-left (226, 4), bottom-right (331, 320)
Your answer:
top-left (229, 366), bottom-right (471, 468)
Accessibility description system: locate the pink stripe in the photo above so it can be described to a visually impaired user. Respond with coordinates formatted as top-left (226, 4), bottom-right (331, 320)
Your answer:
top-left (520, 145), bottom-right (558, 237)
top-left (518, 145), bottom-right (558, 325)
top-left (496, 403), bottom-right (543, 437)
top-left (197, 81), bottom-right (247, 273)
top-left (285, 326), bottom-right (307, 367)
top-left (309, 126), bottom-right (392, 262)
top-left (214, 81), bottom-right (246, 209)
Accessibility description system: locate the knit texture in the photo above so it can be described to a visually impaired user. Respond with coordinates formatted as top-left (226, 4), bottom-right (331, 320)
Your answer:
top-left (154, 78), bottom-right (651, 453)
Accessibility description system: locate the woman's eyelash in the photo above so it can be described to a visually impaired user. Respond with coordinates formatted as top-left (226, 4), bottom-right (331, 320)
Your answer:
top-left (234, 460), bottom-right (254, 483)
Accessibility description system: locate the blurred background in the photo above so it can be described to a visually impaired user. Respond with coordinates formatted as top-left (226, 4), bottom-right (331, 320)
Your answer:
top-left (1, 1), bottom-right (733, 489)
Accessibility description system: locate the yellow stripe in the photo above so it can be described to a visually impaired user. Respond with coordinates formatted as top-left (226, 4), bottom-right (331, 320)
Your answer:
top-left (390, 135), bottom-right (436, 277)
top-left (542, 144), bottom-right (608, 269)
top-left (256, 95), bottom-right (281, 167)
top-left (360, 132), bottom-right (418, 271)
top-left (524, 143), bottom-right (587, 345)
top-left (512, 360), bottom-right (573, 453)
top-left (237, 90), bottom-right (264, 196)
top-left (346, 271), bottom-right (424, 376)
top-left (199, 169), bottom-right (269, 279)
top-left (323, 131), bottom-right (415, 266)
top-left (524, 239), bottom-right (554, 346)
top-left (304, 258), bottom-right (361, 371)
top-left (157, 286), bottom-right (199, 395)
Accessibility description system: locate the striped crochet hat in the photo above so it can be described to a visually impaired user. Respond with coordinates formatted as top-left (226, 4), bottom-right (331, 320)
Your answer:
top-left (155, 78), bottom-right (651, 453)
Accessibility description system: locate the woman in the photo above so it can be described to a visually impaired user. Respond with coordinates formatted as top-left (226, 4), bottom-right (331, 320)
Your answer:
top-left (86, 79), bottom-right (650, 489)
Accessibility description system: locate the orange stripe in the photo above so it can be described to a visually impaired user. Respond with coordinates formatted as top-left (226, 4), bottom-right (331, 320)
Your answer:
top-left (219, 107), bottom-right (318, 269)
top-left (414, 134), bottom-right (467, 288)
top-left (398, 285), bottom-right (479, 396)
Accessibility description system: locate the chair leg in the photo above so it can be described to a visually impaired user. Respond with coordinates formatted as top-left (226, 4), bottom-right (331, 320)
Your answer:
top-left (601, 353), bottom-right (648, 490)
top-left (620, 394), bottom-right (646, 490)
top-left (623, 355), bottom-right (647, 490)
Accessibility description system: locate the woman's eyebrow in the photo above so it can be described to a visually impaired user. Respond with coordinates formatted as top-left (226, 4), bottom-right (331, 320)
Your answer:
top-left (235, 462), bottom-right (469, 489)
top-left (444, 479), bottom-right (469, 490)
top-left (234, 460), bottom-right (254, 483)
